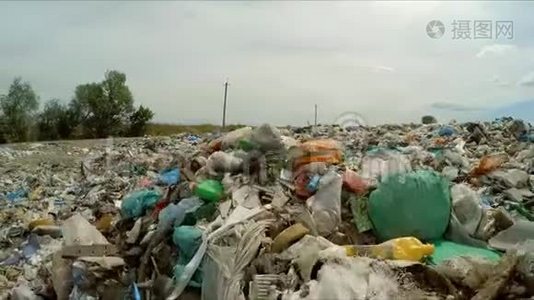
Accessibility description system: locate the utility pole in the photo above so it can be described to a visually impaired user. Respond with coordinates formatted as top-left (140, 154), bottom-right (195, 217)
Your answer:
top-left (222, 80), bottom-right (229, 130)
top-left (314, 104), bottom-right (318, 126)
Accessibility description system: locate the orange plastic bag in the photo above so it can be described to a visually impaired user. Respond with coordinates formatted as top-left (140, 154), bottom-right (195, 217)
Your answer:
top-left (470, 154), bottom-right (506, 177)
top-left (291, 139), bottom-right (342, 170)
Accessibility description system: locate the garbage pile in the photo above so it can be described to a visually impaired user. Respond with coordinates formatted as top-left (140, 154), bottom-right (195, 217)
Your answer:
top-left (1, 118), bottom-right (534, 300)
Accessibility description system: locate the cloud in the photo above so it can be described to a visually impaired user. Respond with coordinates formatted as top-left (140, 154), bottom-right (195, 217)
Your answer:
top-left (0, 2), bottom-right (531, 125)
top-left (431, 102), bottom-right (482, 112)
top-left (372, 65), bottom-right (395, 73)
top-left (349, 64), bottom-right (396, 73)
top-left (518, 72), bottom-right (534, 87)
top-left (490, 75), bottom-right (510, 87)
top-left (476, 44), bottom-right (517, 58)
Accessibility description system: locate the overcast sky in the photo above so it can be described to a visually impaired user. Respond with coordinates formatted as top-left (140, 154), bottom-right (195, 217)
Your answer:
top-left (1, 1), bottom-right (533, 126)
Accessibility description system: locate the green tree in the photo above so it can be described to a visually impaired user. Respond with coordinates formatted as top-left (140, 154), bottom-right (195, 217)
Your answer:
top-left (129, 105), bottom-right (154, 136)
top-left (37, 99), bottom-right (77, 140)
top-left (0, 78), bottom-right (39, 142)
top-left (72, 71), bottom-right (134, 138)
top-left (0, 115), bottom-right (7, 143)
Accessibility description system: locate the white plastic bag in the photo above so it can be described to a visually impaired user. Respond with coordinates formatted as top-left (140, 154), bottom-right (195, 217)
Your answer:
top-left (361, 151), bottom-right (411, 184)
top-left (221, 127), bottom-right (253, 149)
top-left (451, 184), bottom-right (482, 236)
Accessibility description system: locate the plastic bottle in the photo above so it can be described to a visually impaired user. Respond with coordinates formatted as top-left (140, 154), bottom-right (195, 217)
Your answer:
top-left (307, 170), bottom-right (342, 236)
top-left (341, 237), bottom-right (434, 261)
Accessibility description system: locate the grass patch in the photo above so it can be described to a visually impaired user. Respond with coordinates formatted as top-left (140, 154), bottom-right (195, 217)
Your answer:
top-left (146, 123), bottom-right (246, 136)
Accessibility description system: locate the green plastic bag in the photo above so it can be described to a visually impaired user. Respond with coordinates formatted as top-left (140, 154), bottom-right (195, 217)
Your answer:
top-left (121, 189), bottom-right (162, 219)
top-left (429, 239), bottom-right (501, 265)
top-left (195, 180), bottom-right (224, 203)
top-left (172, 226), bottom-right (203, 287)
top-left (368, 171), bottom-right (451, 241)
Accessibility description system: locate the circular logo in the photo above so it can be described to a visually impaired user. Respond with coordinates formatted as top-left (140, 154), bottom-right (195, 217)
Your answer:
top-left (426, 20), bottom-right (445, 39)
top-left (333, 111), bottom-right (367, 130)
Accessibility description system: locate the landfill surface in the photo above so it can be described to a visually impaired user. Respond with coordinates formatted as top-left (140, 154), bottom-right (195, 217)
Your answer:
top-left (1, 117), bottom-right (534, 300)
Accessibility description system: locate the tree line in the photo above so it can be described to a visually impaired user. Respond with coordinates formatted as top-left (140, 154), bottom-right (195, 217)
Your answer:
top-left (0, 70), bottom-right (154, 143)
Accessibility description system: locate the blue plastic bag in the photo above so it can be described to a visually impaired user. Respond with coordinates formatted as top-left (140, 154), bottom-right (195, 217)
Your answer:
top-left (121, 189), bottom-right (162, 219)
top-left (438, 126), bottom-right (455, 137)
top-left (159, 168), bottom-right (180, 186)
top-left (187, 135), bottom-right (201, 144)
top-left (158, 197), bottom-right (203, 231)
top-left (6, 188), bottom-right (27, 203)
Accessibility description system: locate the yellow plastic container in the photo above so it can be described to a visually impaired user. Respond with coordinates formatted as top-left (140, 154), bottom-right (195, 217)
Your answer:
top-left (343, 237), bottom-right (434, 261)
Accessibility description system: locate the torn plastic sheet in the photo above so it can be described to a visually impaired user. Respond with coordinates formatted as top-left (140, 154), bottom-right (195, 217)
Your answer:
top-left (489, 220), bottom-right (534, 251)
top-left (232, 185), bottom-right (261, 209)
top-left (281, 257), bottom-right (404, 300)
top-left (201, 221), bottom-right (269, 300)
top-left (280, 235), bottom-right (335, 281)
top-left (166, 205), bottom-right (266, 300)
top-left (434, 256), bottom-right (497, 290)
